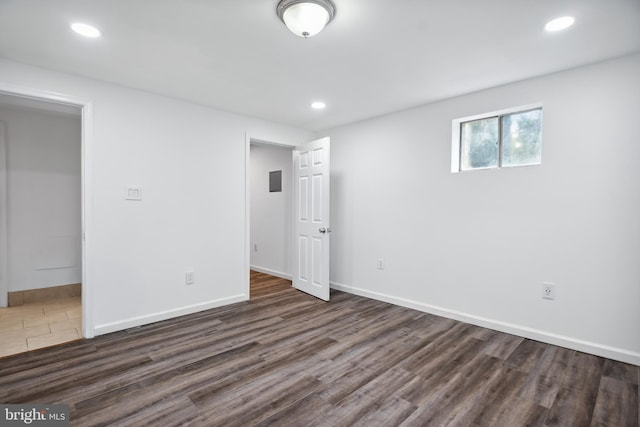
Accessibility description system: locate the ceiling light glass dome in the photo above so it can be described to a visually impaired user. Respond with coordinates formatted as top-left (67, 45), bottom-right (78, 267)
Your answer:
top-left (277, 0), bottom-right (336, 38)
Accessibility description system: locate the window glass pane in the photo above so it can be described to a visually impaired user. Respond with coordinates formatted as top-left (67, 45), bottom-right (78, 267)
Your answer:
top-left (460, 117), bottom-right (499, 170)
top-left (501, 109), bottom-right (542, 167)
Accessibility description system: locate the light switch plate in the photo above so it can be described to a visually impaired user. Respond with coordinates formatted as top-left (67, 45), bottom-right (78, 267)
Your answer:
top-left (126, 186), bottom-right (142, 201)
top-left (186, 271), bottom-right (195, 285)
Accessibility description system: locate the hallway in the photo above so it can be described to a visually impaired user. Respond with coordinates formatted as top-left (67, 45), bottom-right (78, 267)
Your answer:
top-left (0, 296), bottom-right (81, 357)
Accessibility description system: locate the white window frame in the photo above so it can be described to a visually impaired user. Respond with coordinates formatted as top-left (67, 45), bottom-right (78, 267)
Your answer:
top-left (451, 103), bottom-right (543, 173)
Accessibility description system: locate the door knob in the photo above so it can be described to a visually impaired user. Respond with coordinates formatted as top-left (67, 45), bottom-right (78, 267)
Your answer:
top-left (319, 227), bottom-right (332, 234)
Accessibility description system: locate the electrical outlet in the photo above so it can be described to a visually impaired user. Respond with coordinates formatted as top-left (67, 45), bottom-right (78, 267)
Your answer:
top-left (377, 258), bottom-right (385, 270)
top-left (186, 271), bottom-right (195, 285)
top-left (542, 282), bottom-right (555, 300)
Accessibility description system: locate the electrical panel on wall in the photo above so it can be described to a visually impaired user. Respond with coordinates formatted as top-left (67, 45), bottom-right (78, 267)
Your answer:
top-left (269, 171), bottom-right (282, 192)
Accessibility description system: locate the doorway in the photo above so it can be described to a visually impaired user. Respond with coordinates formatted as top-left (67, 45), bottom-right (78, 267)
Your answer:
top-left (0, 87), bottom-right (92, 356)
top-left (248, 140), bottom-right (294, 299)
top-left (245, 136), bottom-right (332, 301)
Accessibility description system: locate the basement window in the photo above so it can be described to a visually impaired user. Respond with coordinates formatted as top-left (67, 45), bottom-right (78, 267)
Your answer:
top-left (451, 104), bottom-right (543, 172)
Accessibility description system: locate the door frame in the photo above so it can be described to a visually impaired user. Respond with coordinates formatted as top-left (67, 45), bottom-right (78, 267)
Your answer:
top-left (0, 83), bottom-right (94, 339)
top-left (0, 121), bottom-right (7, 308)
top-left (244, 134), bottom-right (297, 298)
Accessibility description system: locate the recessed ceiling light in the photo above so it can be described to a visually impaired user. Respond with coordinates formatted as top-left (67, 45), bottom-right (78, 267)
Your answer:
top-left (311, 101), bottom-right (326, 110)
top-left (545, 16), bottom-right (575, 32)
top-left (71, 22), bottom-right (101, 38)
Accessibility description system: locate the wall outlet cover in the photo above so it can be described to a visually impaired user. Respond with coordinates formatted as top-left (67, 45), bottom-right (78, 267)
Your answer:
top-left (542, 282), bottom-right (556, 300)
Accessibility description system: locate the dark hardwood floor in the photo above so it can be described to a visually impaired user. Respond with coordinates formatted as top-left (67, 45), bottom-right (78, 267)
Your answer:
top-left (250, 270), bottom-right (293, 298)
top-left (0, 271), bottom-right (637, 426)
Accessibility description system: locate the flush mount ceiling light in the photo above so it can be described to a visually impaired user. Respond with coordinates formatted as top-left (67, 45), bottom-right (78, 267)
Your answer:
top-left (545, 16), bottom-right (575, 32)
top-left (277, 0), bottom-right (336, 38)
top-left (311, 101), bottom-right (326, 109)
top-left (71, 22), bottom-right (101, 38)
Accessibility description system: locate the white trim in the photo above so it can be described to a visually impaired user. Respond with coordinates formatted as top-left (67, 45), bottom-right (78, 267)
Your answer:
top-left (450, 118), bottom-right (462, 173)
top-left (244, 133), bottom-right (251, 300)
top-left (0, 84), bottom-right (88, 108)
top-left (249, 265), bottom-right (292, 281)
top-left (0, 121), bottom-right (7, 307)
top-left (94, 294), bottom-right (246, 335)
top-left (451, 102), bottom-right (543, 173)
top-left (455, 103), bottom-right (544, 124)
top-left (80, 101), bottom-right (94, 338)
top-left (0, 83), bottom-right (94, 338)
top-left (331, 281), bottom-right (640, 366)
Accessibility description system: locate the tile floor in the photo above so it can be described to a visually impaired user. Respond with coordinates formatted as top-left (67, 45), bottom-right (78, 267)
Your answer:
top-left (0, 296), bottom-right (81, 358)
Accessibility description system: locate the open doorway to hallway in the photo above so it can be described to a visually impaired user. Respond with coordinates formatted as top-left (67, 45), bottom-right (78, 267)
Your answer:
top-left (248, 142), bottom-right (294, 299)
top-left (0, 94), bottom-right (83, 357)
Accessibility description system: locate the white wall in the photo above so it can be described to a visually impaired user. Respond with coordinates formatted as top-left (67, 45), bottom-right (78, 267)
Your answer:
top-left (0, 58), bottom-right (313, 334)
top-left (325, 53), bottom-right (640, 365)
top-left (1, 106), bottom-right (81, 292)
top-left (2, 54), bottom-right (637, 363)
top-left (250, 144), bottom-right (292, 278)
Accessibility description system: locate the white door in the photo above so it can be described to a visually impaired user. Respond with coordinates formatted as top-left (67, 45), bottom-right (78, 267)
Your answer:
top-left (292, 137), bottom-right (330, 301)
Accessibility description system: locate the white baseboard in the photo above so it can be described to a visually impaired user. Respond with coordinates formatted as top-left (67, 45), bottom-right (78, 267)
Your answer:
top-left (250, 265), bottom-right (292, 281)
top-left (94, 294), bottom-right (247, 336)
top-left (330, 281), bottom-right (640, 366)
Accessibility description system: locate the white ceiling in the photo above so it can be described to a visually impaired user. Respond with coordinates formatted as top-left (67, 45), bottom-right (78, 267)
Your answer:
top-left (0, 0), bottom-right (638, 131)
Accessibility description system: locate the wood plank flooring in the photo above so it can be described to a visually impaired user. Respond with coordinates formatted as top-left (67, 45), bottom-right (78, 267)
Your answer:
top-left (0, 271), bottom-right (637, 426)
top-left (250, 270), bottom-right (293, 298)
